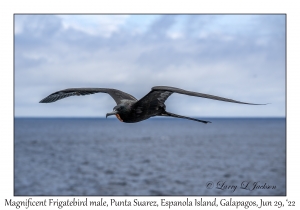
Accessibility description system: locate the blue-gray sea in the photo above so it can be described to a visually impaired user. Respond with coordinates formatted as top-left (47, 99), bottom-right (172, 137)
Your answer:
top-left (14, 117), bottom-right (286, 196)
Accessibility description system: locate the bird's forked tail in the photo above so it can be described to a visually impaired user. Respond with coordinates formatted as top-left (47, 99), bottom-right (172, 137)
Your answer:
top-left (161, 111), bottom-right (211, 124)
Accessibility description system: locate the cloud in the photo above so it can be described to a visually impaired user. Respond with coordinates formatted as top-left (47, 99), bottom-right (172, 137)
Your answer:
top-left (15, 15), bottom-right (62, 37)
top-left (58, 15), bottom-right (129, 37)
top-left (146, 15), bottom-right (178, 37)
top-left (14, 14), bottom-right (286, 117)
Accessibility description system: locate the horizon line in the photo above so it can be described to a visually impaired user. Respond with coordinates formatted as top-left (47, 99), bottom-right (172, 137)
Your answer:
top-left (14, 116), bottom-right (286, 119)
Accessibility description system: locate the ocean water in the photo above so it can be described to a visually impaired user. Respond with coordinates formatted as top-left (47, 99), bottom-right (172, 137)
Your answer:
top-left (14, 117), bottom-right (286, 196)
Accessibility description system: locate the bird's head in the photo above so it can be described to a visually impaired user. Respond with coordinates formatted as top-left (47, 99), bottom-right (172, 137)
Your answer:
top-left (106, 104), bottom-right (126, 122)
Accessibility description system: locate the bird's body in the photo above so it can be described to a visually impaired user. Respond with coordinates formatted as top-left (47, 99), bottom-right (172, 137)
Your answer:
top-left (40, 86), bottom-right (265, 124)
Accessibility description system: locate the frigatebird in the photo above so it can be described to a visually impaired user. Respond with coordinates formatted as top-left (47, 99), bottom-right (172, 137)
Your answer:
top-left (40, 86), bottom-right (264, 124)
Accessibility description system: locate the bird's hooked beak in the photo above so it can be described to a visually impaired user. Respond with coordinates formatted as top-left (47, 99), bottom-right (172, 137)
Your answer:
top-left (106, 110), bottom-right (124, 122)
top-left (106, 110), bottom-right (118, 118)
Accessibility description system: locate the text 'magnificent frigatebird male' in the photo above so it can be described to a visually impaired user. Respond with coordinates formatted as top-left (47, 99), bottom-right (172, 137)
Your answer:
top-left (40, 86), bottom-right (265, 124)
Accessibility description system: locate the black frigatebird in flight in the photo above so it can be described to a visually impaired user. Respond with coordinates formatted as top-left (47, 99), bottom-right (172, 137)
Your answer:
top-left (40, 86), bottom-right (265, 124)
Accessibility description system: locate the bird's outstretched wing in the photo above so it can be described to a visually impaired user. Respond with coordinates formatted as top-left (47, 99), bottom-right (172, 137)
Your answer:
top-left (135, 86), bottom-right (265, 106)
top-left (39, 88), bottom-right (137, 105)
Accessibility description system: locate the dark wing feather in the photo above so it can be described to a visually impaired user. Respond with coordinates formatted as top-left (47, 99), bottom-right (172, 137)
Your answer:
top-left (39, 88), bottom-right (137, 105)
top-left (151, 86), bottom-right (266, 105)
top-left (139, 90), bottom-right (173, 105)
top-left (132, 89), bottom-right (173, 117)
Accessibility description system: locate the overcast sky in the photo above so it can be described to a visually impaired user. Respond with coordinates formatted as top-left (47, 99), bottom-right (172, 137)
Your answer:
top-left (14, 14), bottom-right (285, 118)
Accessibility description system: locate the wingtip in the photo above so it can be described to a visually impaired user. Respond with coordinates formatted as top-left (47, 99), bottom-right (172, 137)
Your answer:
top-left (247, 102), bottom-right (269, 105)
top-left (39, 98), bottom-right (49, 103)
